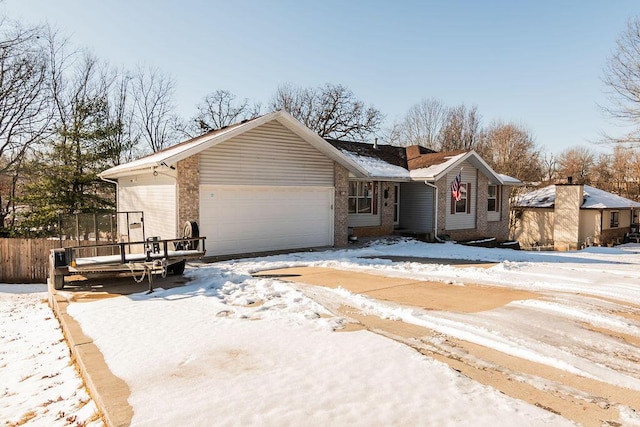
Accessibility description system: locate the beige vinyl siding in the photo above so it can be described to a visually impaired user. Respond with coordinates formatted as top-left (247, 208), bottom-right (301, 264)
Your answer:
top-left (510, 208), bottom-right (555, 246)
top-left (445, 162), bottom-right (476, 230)
top-left (399, 181), bottom-right (434, 233)
top-left (579, 210), bottom-right (600, 243)
top-left (200, 120), bottom-right (334, 186)
top-left (117, 173), bottom-right (176, 240)
top-left (602, 209), bottom-right (631, 230)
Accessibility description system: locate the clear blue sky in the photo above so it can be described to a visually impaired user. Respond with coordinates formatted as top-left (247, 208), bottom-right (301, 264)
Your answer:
top-left (3, 1), bottom-right (639, 154)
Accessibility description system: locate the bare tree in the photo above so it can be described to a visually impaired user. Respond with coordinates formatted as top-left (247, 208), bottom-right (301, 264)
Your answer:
top-left (592, 152), bottom-right (613, 191)
top-left (557, 146), bottom-right (595, 184)
top-left (190, 89), bottom-right (260, 135)
top-left (540, 152), bottom-right (559, 183)
top-left (132, 66), bottom-right (179, 152)
top-left (16, 31), bottom-right (118, 233)
top-left (476, 121), bottom-right (542, 182)
top-left (0, 18), bottom-right (50, 172)
top-left (610, 146), bottom-right (629, 195)
top-left (104, 71), bottom-right (140, 165)
top-left (630, 150), bottom-right (640, 201)
top-left (390, 98), bottom-right (447, 149)
top-left (0, 17), bottom-right (51, 231)
top-left (602, 17), bottom-right (640, 146)
top-left (440, 104), bottom-right (481, 151)
top-left (270, 83), bottom-right (383, 141)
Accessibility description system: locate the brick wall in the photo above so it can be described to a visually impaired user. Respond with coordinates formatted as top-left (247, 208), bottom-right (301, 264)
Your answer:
top-left (484, 185), bottom-right (511, 241)
top-left (475, 173), bottom-right (489, 232)
top-left (380, 182), bottom-right (396, 234)
top-left (176, 154), bottom-right (200, 236)
top-left (435, 178), bottom-right (447, 238)
top-left (334, 163), bottom-right (349, 247)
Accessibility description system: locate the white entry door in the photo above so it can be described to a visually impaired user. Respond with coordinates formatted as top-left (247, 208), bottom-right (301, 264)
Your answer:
top-left (199, 186), bottom-right (334, 256)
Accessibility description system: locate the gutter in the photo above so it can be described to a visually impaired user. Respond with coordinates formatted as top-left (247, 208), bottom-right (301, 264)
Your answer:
top-left (99, 176), bottom-right (118, 186)
top-left (99, 175), bottom-right (119, 213)
top-left (424, 181), bottom-right (444, 242)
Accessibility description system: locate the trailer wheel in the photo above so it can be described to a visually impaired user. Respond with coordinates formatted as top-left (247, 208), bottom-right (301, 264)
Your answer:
top-left (183, 221), bottom-right (200, 250)
top-left (168, 260), bottom-right (186, 275)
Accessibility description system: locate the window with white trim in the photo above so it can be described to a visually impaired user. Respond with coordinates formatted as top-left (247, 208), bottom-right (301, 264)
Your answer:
top-left (348, 181), bottom-right (374, 214)
top-left (488, 185), bottom-right (497, 212)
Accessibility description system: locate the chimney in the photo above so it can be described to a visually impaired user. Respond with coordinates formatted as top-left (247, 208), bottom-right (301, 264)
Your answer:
top-left (567, 176), bottom-right (573, 185)
top-left (406, 145), bottom-right (422, 160)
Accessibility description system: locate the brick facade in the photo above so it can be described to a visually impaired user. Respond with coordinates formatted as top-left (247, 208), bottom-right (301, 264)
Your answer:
top-left (334, 163), bottom-right (349, 247)
top-left (176, 154), bottom-right (200, 237)
top-left (379, 182), bottom-right (396, 234)
top-left (484, 185), bottom-right (511, 241)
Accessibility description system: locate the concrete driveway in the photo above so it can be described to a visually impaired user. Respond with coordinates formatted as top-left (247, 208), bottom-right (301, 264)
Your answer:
top-left (50, 260), bottom-right (638, 427)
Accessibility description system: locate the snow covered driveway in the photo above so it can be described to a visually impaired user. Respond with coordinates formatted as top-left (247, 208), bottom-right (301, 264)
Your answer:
top-left (60, 239), bottom-right (640, 426)
top-left (4, 239), bottom-right (640, 426)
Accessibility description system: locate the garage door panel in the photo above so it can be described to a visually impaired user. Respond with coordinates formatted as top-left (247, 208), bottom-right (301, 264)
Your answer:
top-left (200, 186), bottom-right (333, 256)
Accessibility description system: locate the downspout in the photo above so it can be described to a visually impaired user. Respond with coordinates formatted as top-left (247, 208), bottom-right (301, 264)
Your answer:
top-left (99, 175), bottom-right (119, 208)
top-left (424, 181), bottom-right (444, 242)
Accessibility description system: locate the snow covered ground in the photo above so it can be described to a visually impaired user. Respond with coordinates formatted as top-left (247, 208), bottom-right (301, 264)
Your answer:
top-left (0, 285), bottom-right (102, 426)
top-left (2, 239), bottom-right (640, 426)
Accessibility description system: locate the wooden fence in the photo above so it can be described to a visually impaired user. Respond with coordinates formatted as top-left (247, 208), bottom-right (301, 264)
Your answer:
top-left (0, 238), bottom-right (112, 284)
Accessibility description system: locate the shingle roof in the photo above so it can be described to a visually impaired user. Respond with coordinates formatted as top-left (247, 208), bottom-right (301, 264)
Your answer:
top-left (100, 111), bottom-right (370, 179)
top-left (323, 139), bottom-right (517, 184)
top-left (514, 184), bottom-right (640, 209)
top-left (324, 139), bottom-right (408, 169)
top-left (407, 149), bottom-right (467, 171)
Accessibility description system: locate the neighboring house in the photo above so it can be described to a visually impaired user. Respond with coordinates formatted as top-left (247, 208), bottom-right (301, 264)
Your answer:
top-left (99, 111), bottom-right (521, 257)
top-left (511, 183), bottom-right (640, 250)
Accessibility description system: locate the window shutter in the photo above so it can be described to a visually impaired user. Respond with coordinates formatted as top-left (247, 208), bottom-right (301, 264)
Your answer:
top-left (372, 182), bottom-right (378, 215)
top-left (450, 192), bottom-right (455, 214)
top-left (496, 185), bottom-right (501, 212)
top-left (467, 183), bottom-right (472, 214)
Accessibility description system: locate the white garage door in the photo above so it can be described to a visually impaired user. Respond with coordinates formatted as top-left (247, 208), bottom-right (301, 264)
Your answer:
top-left (200, 186), bottom-right (334, 256)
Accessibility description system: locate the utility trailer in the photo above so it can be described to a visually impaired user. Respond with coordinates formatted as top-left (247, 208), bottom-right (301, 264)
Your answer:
top-left (49, 218), bottom-right (206, 293)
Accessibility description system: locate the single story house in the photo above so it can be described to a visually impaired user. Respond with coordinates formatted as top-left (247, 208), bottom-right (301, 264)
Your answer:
top-left (511, 183), bottom-right (640, 250)
top-left (99, 111), bottom-right (521, 257)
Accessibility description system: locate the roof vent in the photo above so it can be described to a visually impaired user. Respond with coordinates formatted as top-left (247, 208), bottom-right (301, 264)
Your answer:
top-left (373, 137), bottom-right (378, 149)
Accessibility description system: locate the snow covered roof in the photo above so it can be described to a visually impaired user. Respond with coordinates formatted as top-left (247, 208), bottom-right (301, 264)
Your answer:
top-left (499, 174), bottom-right (524, 186)
top-left (326, 140), bottom-right (521, 185)
top-left (101, 111), bottom-right (521, 186)
top-left (100, 111), bottom-right (369, 179)
top-left (337, 148), bottom-right (411, 179)
top-left (515, 184), bottom-right (640, 209)
top-left (408, 150), bottom-right (509, 185)
top-left (325, 139), bottom-right (410, 180)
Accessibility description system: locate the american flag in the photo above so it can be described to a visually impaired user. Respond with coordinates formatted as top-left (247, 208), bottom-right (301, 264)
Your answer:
top-left (451, 171), bottom-right (462, 202)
